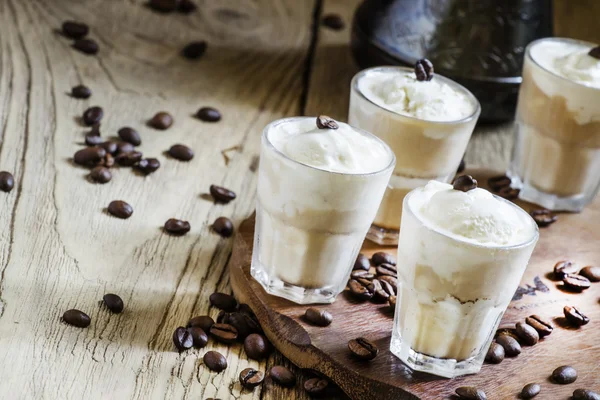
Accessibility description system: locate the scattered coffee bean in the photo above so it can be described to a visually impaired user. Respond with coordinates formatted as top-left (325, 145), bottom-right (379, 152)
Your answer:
top-left (304, 377), bottom-right (329, 395)
top-left (71, 84), bottom-right (91, 99)
top-left (149, 112), bottom-right (173, 130)
top-left (187, 315), bottom-right (214, 332)
top-left (552, 365), bottom-right (577, 384)
top-left (213, 217), bottom-right (234, 237)
top-left (73, 38), bottom-right (99, 55)
top-left (85, 134), bottom-right (103, 146)
top-left (62, 309), bottom-right (91, 328)
top-left (102, 153), bottom-right (115, 168)
top-left (136, 158), bottom-right (161, 174)
top-left (148, 0), bottom-right (178, 12)
top-left (530, 209), bottom-right (557, 227)
top-left (455, 386), bottom-right (486, 400)
top-left (457, 158), bottom-right (466, 173)
top-left (244, 333), bottom-right (269, 360)
top-left (116, 151), bottom-right (143, 166)
top-left (371, 252), bottom-right (396, 266)
top-left (209, 185), bottom-right (236, 203)
top-left (223, 311), bottom-right (259, 339)
top-left (348, 337), bottom-right (378, 360)
top-left (316, 115), bottom-right (338, 130)
top-left (209, 292), bottom-right (237, 311)
top-left (203, 350), bottom-right (227, 372)
top-left (564, 305), bottom-right (589, 326)
top-left (488, 175), bottom-right (511, 191)
top-left (516, 322), bottom-right (539, 346)
top-left (322, 14), bottom-right (344, 30)
top-left (107, 200), bottom-right (133, 219)
top-left (350, 270), bottom-right (374, 280)
top-left (196, 107), bottom-right (221, 122)
top-left (61, 21), bottom-right (89, 39)
top-left (496, 186), bottom-right (519, 200)
top-left (163, 218), bottom-right (190, 235)
top-left (99, 141), bottom-right (118, 155)
top-left (270, 366), bottom-right (295, 387)
top-left (563, 274), bottom-right (591, 291)
top-left (376, 263), bottom-right (397, 277)
top-left (168, 144), bottom-right (194, 161)
top-left (89, 166), bottom-right (111, 184)
top-left (520, 383), bottom-right (541, 399)
top-left (117, 127), bottom-right (141, 146)
top-left (210, 323), bottom-right (238, 343)
top-left (115, 141), bottom-right (134, 155)
top-left (188, 327), bottom-right (208, 348)
top-left (102, 293), bottom-right (124, 313)
top-left (453, 175), bottom-right (478, 192)
top-left (554, 261), bottom-right (578, 280)
top-left (304, 308), bottom-right (332, 327)
top-left (74, 147), bottom-right (106, 167)
top-left (485, 341), bottom-right (504, 364)
top-left (0, 171), bottom-right (15, 193)
top-left (588, 46), bottom-right (600, 60)
top-left (178, 0), bottom-right (197, 14)
top-left (182, 41), bottom-right (207, 60)
top-left (348, 279), bottom-right (373, 301)
top-left (525, 315), bottom-right (553, 337)
top-left (82, 106), bottom-right (103, 126)
top-left (353, 253), bottom-right (370, 271)
top-left (579, 265), bottom-right (600, 282)
top-left (240, 367), bottom-right (264, 389)
top-left (414, 58), bottom-right (434, 81)
top-left (573, 389), bottom-right (600, 400)
top-left (495, 333), bottom-right (521, 357)
top-left (388, 295), bottom-right (396, 310)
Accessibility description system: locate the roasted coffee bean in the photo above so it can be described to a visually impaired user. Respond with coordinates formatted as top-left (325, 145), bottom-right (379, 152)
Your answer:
top-left (102, 154), bottom-right (115, 168)
top-left (73, 38), bottom-right (99, 55)
top-left (589, 46), bottom-right (600, 60)
top-left (209, 185), bottom-right (236, 203)
top-left (196, 107), bottom-right (221, 122)
top-left (74, 146), bottom-right (106, 167)
top-left (453, 175), bottom-right (478, 192)
top-left (178, 0), bottom-right (197, 14)
top-left (457, 158), bottom-right (466, 174)
top-left (270, 366), bottom-right (295, 387)
top-left (136, 158), bottom-right (160, 174)
top-left (209, 293), bottom-right (237, 311)
top-left (388, 295), bottom-right (396, 310)
top-left (62, 21), bottom-right (89, 39)
top-left (498, 186), bottom-right (520, 200)
top-left (378, 274), bottom-right (398, 290)
top-left (187, 315), bottom-right (214, 332)
top-left (552, 365), bottom-right (577, 384)
top-left (530, 209), bottom-right (557, 227)
top-left (172, 326), bottom-right (193, 351)
top-left (0, 171), bottom-right (15, 193)
top-left (83, 106), bottom-right (103, 126)
top-left (573, 389), bottom-right (600, 400)
top-left (223, 312), bottom-right (259, 339)
top-left (376, 263), bottom-right (397, 277)
top-left (148, 0), bottom-right (178, 12)
top-left (485, 341), bottom-right (504, 364)
top-left (495, 333), bottom-right (521, 357)
top-left (371, 279), bottom-right (394, 303)
top-left (107, 200), bottom-right (133, 219)
top-left (350, 270), bottom-right (375, 280)
top-left (316, 115), bottom-right (338, 130)
top-left (216, 310), bottom-right (228, 324)
top-left (348, 279), bottom-right (373, 301)
top-left (244, 333), bottom-right (269, 360)
top-left (213, 217), bottom-right (234, 237)
top-left (414, 58), bottom-right (434, 81)
top-left (89, 166), bottom-right (111, 183)
top-left (520, 383), bottom-right (541, 399)
top-left (525, 315), bottom-right (553, 337)
top-left (102, 293), bottom-right (124, 313)
top-left (516, 322), bottom-right (539, 346)
top-left (488, 175), bottom-right (511, 191)
top-left (117, 127), bottom-right (141, 146)
top-left (455, 386), bottom-right (486, 400)
top-left (99, 141), bottom-right (118, 155)
top-left (304, 307), bottom-right (332, 327)
top-left (353, 253), bottom-right (370, 271)
top-left (554, 260), bottom-right (578, 280)
top-left (563, 274), bottom-right (591, 291)
top-left (116, 151), bottom-right (143, 166)
top-left (188, 327), bottom-right (208, 348)
top-left (115, 141), bottom-right (134, 155)
top-left (210, 323), bottom-right (238, 343)
top-left (164, 218), bottom-right (190, 235)
top-left (149, 112), bottom-right (173, 130)
top-left (168, 144), bottom-right (194, 161)
top-left (322, 14), bottom-right (344, 30)
top-left (348, 337), bottom-right (378, 360)
top-left (71, 84), bottom-right (91, 99)
top-left (371, 252), bottom-right (396, 266)
top-left (579, 265), bottom-right (600, 282)
top-left (239, 367), bottom-right (264, 389)
top-left (564, 305), bottom-right (589, 326)
top-left (182, 41), bottom-right (207, 60)
top-left (304, 377), bottom-right (329, 395)
top-left (85, 134), bottom-right (103, 146)
top-left (62, 309), bottom-right (91, 328)
top-left (203, 351), bottom-right (227, 372)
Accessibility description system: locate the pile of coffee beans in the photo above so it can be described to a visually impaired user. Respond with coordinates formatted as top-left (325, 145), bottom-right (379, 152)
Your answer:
top-left (347, 251), bottom-right (397, 311)
top-left (487, 175), bottom-right (520, 201)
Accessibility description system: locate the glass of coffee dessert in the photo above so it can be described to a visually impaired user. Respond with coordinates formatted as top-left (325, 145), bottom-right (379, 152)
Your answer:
top-left (390, 176), bottom-right (539, 378)
top-left (251, 116), bottom-right (395, 304)
top-left (510, 37), bottom-right (600, 211)
top-left (349, 63), bottom-right (481, 245)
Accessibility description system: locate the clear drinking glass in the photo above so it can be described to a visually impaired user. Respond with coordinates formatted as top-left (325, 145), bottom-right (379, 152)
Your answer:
top-left (349, 67), bottom-right (481, 245)
top-left (251, 117), bottom-right (395, 304)
top-left (510, 38), bottom-right (600, 211)
top-left (390, 190), bottom-right (539, 378)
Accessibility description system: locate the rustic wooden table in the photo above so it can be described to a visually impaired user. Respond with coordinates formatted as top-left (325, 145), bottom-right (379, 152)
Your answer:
top-left (0, 1), bottom-right (597, 399)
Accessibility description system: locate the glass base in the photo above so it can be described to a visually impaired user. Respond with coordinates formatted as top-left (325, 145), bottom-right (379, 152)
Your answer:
top-left (511, 175), bottom-right (586, 212)
top-left (366, 224), bottom-right (399, 245)
top-left (251, 261), bottom-right (338, 304)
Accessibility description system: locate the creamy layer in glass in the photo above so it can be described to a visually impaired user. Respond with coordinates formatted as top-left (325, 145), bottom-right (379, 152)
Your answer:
top-left (251, 117), bottom-right (395, 304)
top-left (390, 180), bottom-right (538, 378)
top-left (349, 66), bottom-right (480, 245)
top-left (510, 38), bottom-right (600, 211)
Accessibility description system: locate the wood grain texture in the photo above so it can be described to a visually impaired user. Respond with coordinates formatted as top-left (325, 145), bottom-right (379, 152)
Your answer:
top-left (231, 169), bottom-right (600, 400)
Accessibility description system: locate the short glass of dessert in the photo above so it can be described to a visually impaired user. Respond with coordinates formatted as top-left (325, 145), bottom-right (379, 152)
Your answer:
top-left (349, 64), bottom-right (481, 245)
top-left (510, 37), bottom-right (600, 211)
top-left (251, 116), bottom-right (395, 304)
top-left (390, 177), bottom-right (539, 378)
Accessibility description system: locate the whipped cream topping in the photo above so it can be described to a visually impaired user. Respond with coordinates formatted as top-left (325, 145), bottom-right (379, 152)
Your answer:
top-left (531, 40), bottom-right (600, 88)
top-left (408, 181), bottom-right (536, 246)
top-left (268, 118), bottom-right (392, 174)
top-left (357, 69), bottom-right (475, 122)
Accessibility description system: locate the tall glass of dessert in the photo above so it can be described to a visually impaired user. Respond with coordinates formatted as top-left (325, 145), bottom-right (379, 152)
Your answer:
top-left (251, 116), bottom-right (395, 304)
top-left (349, 62), bottom-right (481, 245)
top-left (510, 38), bottom-right (600, 211)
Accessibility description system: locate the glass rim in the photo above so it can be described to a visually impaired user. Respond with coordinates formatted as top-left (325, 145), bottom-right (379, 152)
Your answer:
top-left (402, 186), bottom-right (540, 250)
top-left (525, 37), bottom-right (600, 91)
top-left (350, 66), bottom-right (482, 125)
top-left (261, 116), bottom-right (396, 177)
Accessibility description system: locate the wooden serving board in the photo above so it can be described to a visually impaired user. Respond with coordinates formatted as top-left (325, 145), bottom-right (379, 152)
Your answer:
top-left (230, 170), bottom-right (600, 400)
